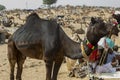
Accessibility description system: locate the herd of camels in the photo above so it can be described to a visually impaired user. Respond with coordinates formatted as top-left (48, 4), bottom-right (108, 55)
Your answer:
top-left (0, 5), bottom-right (119, 80)
top-left (0, 5), bottom-right (119, 41)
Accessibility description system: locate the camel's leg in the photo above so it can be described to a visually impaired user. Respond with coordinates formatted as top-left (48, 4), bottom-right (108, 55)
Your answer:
top-left (8, 59), bottom-right (16, 80)
top-left (52, 59), bottom-right (63, 80)
top-left (16, 54), bottom-right (26, 80)
top-left (45, 59), bottom-right (53, 80)
top-left (8, 41), bottom-right (17, 80)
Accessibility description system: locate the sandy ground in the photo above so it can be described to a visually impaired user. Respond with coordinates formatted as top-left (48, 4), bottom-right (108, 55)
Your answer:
top-left (0, 8), bottom-right (120, 80)
top-left (0, 44), bottom-right (120, 80)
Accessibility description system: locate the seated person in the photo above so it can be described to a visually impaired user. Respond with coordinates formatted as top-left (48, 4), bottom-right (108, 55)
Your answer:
top-left (91, 37), bottom-right (120, 74)
top-left (113, 45), bottom-right (119, 54)
top-left (113, 45), bottom-right (120, 65)
top-left (96, 48), bottom-right (120, 74)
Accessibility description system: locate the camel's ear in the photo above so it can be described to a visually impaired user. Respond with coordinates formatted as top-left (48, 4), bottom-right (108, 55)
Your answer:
top-left (91, 17), bottom-right (96, 24)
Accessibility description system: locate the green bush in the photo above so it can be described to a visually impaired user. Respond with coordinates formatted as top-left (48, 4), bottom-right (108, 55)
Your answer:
top-left (0, 4), bottom-right (6, 11)
top-left (43, 0), bottom-right (57, 5)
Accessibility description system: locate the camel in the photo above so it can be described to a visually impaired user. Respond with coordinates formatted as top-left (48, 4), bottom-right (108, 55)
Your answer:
top-left (0, 27), bottom-right (11, 43)
top-left (66, 17), bottom-right (120, 72)
top-left (7, 13), bottom-right (119, 80)
top-left (1, 16), bottom-right (13, 27)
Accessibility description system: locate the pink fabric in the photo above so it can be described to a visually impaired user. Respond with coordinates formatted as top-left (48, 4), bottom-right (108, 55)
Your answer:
top-left (113, 21), bottom-right (118, 26)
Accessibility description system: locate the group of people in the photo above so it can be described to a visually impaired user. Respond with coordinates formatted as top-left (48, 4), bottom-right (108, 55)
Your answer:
top-left (90, 37), bottom-right (120, 74)
top-left (89, 10), bottom-right (120, 74)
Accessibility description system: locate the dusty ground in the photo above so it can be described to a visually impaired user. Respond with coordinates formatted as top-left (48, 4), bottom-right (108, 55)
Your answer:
top-left (0, 44), bottom-right (120, 80)
top-left (0, 7), bottom-right (120, 80)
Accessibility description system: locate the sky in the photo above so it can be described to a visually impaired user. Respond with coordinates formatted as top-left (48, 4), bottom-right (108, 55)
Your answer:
top-left (0, 0), bottom-right (120, 10)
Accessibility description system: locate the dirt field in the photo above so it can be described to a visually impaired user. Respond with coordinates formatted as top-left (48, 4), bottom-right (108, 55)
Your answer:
top-left (0, 6), bottom-right (120, 80)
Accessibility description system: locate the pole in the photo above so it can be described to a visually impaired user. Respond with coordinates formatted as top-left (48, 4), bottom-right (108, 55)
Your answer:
top-left (26, 0), bottom-right (28, 9)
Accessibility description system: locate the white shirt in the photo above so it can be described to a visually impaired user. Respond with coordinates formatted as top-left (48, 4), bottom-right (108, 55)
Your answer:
top-left (98, 37), bottom-right (106, 48)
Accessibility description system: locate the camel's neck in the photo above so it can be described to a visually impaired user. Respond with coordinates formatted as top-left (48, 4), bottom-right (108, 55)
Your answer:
top-left (86, 34), bottom-right (100, 46)
top-left (83, 33), bottom-right (104, 56)
top-left (59, 28), bottom-right (83, 59)
top-left (59, 27), bottom-right (105, 59)
top-left (87, 37), bottom-right (100, 46)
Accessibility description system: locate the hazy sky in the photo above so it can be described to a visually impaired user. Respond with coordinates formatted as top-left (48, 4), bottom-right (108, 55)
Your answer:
top-left (0, 0), bottom-right (120, 10)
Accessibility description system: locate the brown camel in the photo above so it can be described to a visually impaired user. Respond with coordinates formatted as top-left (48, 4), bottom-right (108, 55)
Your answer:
top-left (7, 13), bottom-right (119, 80)
top-left (1, 16), bottom-right (13, 27)
top-left (0, 28), bottom-right (11, 43)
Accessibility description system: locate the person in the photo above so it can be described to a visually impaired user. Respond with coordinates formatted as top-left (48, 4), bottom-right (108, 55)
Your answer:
top-left (113, 45), bottom-right (120, 66)
top-left (112, 11), bottom-right (120, 26)
top-left (88, 36), bottom-right (111, 73)
top-left (95, 48), bottom-right (120, 74)
top-left (93, 36), bottom-right (120, 74)
top-left (89, 36), bottom-right (120, 73)
top-left (98, 36), bottom-right (115, 49)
